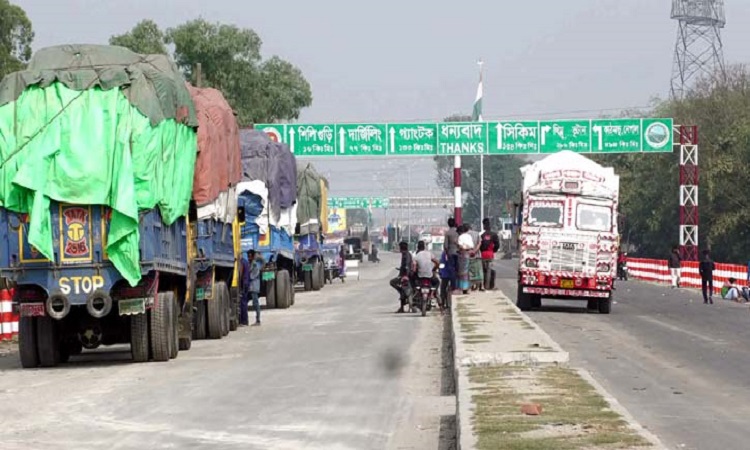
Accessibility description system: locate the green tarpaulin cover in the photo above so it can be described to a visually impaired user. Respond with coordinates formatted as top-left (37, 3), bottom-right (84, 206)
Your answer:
top-left (296, 162), bottom-right (322, 232)
top-left (0, 44), bottom-right (198, 286)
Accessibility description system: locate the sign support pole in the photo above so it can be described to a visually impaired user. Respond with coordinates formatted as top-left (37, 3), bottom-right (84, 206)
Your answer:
top-left (454, 155), bottom-right (462, 226)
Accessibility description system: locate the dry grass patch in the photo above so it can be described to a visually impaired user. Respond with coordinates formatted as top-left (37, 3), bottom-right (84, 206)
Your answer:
top-left (469, 366), bottom-right (653, 450)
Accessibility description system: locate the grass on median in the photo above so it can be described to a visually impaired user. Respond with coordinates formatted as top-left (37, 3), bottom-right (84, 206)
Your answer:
top-left (469, 365), bottom-right (653, 450)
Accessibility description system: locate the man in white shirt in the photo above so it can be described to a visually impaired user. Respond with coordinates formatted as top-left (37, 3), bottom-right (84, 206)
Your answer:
top-left (414, 240), bottom-right (439, 280)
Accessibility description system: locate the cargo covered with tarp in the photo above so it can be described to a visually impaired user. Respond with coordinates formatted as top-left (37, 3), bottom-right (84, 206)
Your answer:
top-left (239, 129), bottom-right (297, 227)
top-left (297, 163), bottom-right (326, 236)
top-left (0, 44), bottom-right (198, 286)
top-left (187, 85), bottom-right (241, 222)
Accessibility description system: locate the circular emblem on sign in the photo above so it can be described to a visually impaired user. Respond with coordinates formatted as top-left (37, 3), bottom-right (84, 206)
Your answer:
top-left (68, 223), bottom-right (85, 242)
top-left (645, 122), bottom-right (670, 149)
top-left (263, 127), bottom-right (281, 142)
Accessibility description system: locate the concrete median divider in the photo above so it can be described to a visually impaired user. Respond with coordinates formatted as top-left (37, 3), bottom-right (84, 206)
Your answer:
top-left (451, 290), bottom-right (665, 449)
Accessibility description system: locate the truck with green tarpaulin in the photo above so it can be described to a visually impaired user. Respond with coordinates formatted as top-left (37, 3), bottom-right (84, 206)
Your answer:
top-left (0, 44), bottom-right (240, 368)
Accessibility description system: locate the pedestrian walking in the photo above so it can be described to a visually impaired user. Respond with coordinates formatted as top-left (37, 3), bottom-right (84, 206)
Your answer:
top-left (444, 218), bottom-right (459, 290)
top-left (699, 249), bottom-right (715, 304)
top-left (668, 246), bottom-right (682, 288)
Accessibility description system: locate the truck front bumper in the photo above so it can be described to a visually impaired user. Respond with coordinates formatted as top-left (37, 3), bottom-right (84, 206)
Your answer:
top-left (522, 287), bottom-right (610, 299)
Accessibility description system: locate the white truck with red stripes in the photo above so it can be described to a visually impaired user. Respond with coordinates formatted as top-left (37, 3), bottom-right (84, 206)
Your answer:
top-left (516, 151), bottom-right (619, 314)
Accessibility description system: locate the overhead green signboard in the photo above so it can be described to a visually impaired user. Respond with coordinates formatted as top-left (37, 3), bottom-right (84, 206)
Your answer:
top-left (257, 118), bottom-right (673, 157)
top-left (328, 197), bottom-right (390, 209)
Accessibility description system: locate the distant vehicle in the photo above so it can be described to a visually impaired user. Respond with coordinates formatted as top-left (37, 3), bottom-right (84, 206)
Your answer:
top-left (344, 237), bottom-right (363, 262)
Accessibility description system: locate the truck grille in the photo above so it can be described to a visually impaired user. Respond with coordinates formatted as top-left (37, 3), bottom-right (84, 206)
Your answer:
top-left (549, 245), bottom-right (596, 273)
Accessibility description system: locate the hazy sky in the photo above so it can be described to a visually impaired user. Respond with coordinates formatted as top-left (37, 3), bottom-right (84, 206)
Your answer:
top-left (14, 0), bottom-right (750, 212)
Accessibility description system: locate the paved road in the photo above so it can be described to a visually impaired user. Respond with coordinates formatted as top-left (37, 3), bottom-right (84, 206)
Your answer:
top-left (494, 258), bottom-right (750, 450)
top-left (0, 254), bottom-right (455, 450)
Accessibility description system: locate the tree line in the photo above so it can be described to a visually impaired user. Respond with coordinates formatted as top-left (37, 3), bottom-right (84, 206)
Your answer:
top-left (0, 2), bottom-right (312, 126)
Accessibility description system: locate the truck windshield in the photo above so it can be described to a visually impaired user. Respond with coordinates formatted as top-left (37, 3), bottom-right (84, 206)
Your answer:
top-left (577, 204), bottom-right (612, 232)
top-left (528, 203), bottom-right (563, 227)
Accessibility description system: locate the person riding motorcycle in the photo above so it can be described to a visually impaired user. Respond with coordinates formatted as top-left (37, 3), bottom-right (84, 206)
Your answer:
top-left (414, 240), bottom-right (440, 311)
top-left (390, 241), bottom-right (413, 313)
top-left (414, 240), bottom-right (439, 289)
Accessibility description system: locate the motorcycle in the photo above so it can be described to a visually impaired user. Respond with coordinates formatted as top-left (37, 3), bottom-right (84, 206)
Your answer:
top-left (410, 277), bottom-right (438, 317)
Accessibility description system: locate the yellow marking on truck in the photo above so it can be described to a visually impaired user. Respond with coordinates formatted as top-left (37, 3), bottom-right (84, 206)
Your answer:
top-left (59, 275), bottom-right (105, 295)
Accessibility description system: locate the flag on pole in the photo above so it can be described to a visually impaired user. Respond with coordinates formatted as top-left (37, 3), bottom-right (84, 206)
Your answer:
top-left (472, 65), bottom-right (483, 122)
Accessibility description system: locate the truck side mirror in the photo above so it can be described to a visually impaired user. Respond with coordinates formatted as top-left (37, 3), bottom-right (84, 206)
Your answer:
top-left (237, 206), bottom-right (246, 223)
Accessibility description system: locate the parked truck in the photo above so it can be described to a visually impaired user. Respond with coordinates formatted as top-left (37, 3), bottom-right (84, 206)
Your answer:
top-left (235, 129), bottom-right (298, 309)
top-left (0, 45), bottom-right (239, 368)
top-left (296, 163), bottom-right (328, 292)
top-left (515, 151), bottom-right (619, 314)
top-left (186, 83), bottom-right (243, 341)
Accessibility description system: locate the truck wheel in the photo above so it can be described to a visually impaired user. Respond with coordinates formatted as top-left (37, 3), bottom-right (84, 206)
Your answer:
top-left (150, 292), bottom-right (173, 361)
top-left (229, 287), bottom-right (239, 332)
top-left (131, 312), bottom-right (149, 362)
top-left (219, 282), bottom-right (230, 337)
top-left (193, 300), bottom-right (207, 340)
top-left (19, 316), bottom-right (39, 368)
top-left (276, 270), bottom-right (291, 309)
top-left (178, 293), bottom-right (193, 351)
top-left (36, 316), bottom-right (60, 367)
top-left (312, 262), bottom-right (322, 291)
top-left (266, 279), bottom-right (277, 309)
top-left (587, 300), bottom-right (598, 310)
top-left (531, 295), bottom-right (542, 309)
top-left (516, 284), bottom-right (532, 311)
top-left (207, 285), bottom-right (223, 340)
top-left (598, 296), bottom-right (612, 314)
top-left (303, 270), bottom-right (313, 291)
top-left (169, 296), bottom-right (179, 359)
top-left (318, 263), bottom-right (325, 290)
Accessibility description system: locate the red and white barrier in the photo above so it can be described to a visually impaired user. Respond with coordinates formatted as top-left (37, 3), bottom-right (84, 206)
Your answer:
top-left (0, 288), bottom-right (18, 341)
top-left (627, 258), bottom-right (748, 295)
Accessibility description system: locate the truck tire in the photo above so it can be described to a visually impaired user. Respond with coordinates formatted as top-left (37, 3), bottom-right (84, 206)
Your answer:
top-left (170, 295), bottom-right (179, 359)
top-left (312, 262), bottom-right (322, 291)
top-left (207, 285), bottom-right (223, 340)
top-left (36, 316), bottom-right (60, 367)
top-left (131, 312), bottom-right (149, 362)
top-left (193, 300), bottom-right (207, 340)
top-left (151, 292), bottom-right (173, 361)
top-left (587, 300), bottom-right (598, 310)
top-left (276, 270), bottom-right (291, 309)
top-left (516, 284), bottom-right (532, 311)
top-left (303, 270), bottom-right (312, 292)
top-left (229, 287), bottom-right (239, 331)
top-left (266, 279), bottom-right (277, 309)
top-left (531, 295), bottom-right (542, 309)
top-left (598, 296), bottom-right (612, 314)
top-left (318, 263), bottom-right (325, 290)
top-left (19, 316), bottom-right (39, 368)
top-left (178, 293), bottom-right (193, 351)
top-left (219, 281), bottom-right (230, 337)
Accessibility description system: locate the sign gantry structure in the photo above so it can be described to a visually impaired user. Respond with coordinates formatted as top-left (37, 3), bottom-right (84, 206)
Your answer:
top-left (258, 118), bottom-right (674, 157)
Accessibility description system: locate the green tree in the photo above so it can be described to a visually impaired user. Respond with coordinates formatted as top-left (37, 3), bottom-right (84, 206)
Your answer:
top-left (109, 19), bottom-right (167, 55)
top-left (0, 0), bottom-right (34, 79)
top-left (110, 18), bottom-right (312, 126)
top-left (165, 18), bottom-right (311, 125)
top-left (434, 114), bottom-right (527, 227)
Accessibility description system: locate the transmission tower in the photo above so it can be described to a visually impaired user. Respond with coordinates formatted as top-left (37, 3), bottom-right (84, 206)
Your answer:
top-left (670, 0), bottom-right (726, 99)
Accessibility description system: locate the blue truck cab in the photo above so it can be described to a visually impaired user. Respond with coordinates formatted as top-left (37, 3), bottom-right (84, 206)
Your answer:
top-left (237, 192), bottom-right (295, 309)
top-left (0, 202), bottom-right (190, 367)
